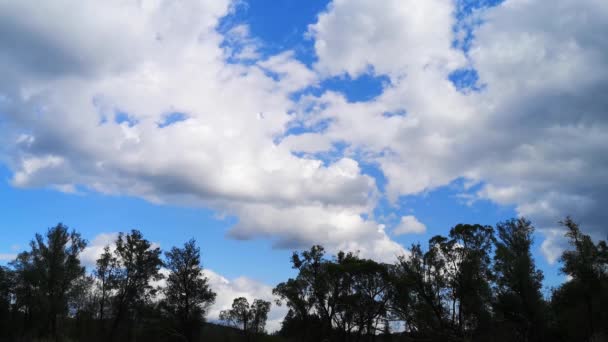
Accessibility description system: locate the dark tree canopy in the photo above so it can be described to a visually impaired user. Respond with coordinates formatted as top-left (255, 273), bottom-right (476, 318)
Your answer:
top-left (8, 223), bottom-right (87, 341)
top-left (220, 296), bottom-right (271, 339)
top-left (109, 229), bottom-right (164, 340)
top-left (551, 217), bottom-right (608, 341)
top-left (493, 218), bottom-right (546, 341)
top-left (163, 239), bottom-right (216, 342)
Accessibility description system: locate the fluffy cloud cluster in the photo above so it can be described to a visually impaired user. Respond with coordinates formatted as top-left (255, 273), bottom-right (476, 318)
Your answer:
top-left (204, 269), bottom-right (287, 332)
top-left (394, 216), bottom-right (427, 235)
top-left (80, 233), bottom-right (120, 268)
top-left (1, 0), bottom-right (607, 265)
top-left (0, 0), bottom-right (403, 261)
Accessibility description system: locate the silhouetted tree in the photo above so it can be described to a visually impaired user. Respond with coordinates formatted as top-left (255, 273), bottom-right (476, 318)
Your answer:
top-left (390, 243), bottom-right (450, 339)
top-left (493, 218), bottom-right (546, 341)
top-left (249, 299), bottom-right (271, 334)
top-left (108, 230), bottom-right (163, 341)
top-left (93, 245), bottom-right (117, 334)
top-left (275, 246), bottom-right (393, 341)
top-left (274, 246), bottom-right (326, 341)
top-left (3, 217), bottom-right (607, 342)
top-left (220, 297), bottom-right (251, 331)
top-left (551, 217), bottom-right (608, 341)
top-left (447, 224), bottom-right (494, 338)
top-left (0, 265), bottom-right (14, 340)
top-left (220, 296), bottom-right (270, 340)
top-left (163, 239), bottom-right (216, 342)
top-left (10, 223), bottom-right (87, 341)
top-left (343, 255), bottom-right (390, 340)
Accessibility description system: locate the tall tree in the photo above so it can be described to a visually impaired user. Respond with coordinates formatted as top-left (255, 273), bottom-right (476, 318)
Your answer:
top-left (292, 245), bottom-right (334, 336)
top-left (249, 299), bottom-right (271, 334)
top-left (94, 245), bottom-right (117, 333)
top-left (220, 296), bottom-right (252, 341)
top-left (390, 243), bottom-right (450, 339)
top-left (12, 223), bottom-right (87, 341)
top-left (551, 217), bottom-right (608, 341)
top-left (447, 224), bottom-right (494, 337)
top-left (274, 246), bottom-right (328, 340)
top-left (220, 297), bottom-right (271, 338)
top-left (0, 266), bottom-right (14, 339)
top-left (343, 256), bottom-right (390, 340)
top-left (10, 250), bottom-right (39, 339)
top-left (493, 218), bottom-right (545, 341)
top-left (163, 239), bottom-right (216, 342)
top-left (108, 230), bottom-right (163, 341)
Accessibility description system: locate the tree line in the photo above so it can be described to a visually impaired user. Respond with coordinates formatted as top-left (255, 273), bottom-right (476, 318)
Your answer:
top-left (0, 227), bottom-right (269, 342)
top-left (0, 217), bottom-right (606, 342)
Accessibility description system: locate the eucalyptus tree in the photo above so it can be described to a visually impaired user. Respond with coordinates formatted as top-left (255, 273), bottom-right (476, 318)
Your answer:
top-left (390, 243), bottom-right (450, 339)
top-left (493, 218), bottom-right (546, 341)
top-left (447, 224), bottom-right (495, 336)
top-left (10, 224), bottom-right (88, 340)
top-left (249, 298), bottom-right (271, 334)
top-left (220, 296), bottom-right (271, 339)
top-left (163, 239), bottom-right (216, 342)
top-left (107, 230), bottom-right (163, 340)
top-left (551, 217), bottom-right (608, 341)
top-left (274, 245), bottom-right (332, 339)
top-left (0, 266), bottom-right (14, 339)
top-left (342, 255), bottom-right (391, 340)
top-left (94, 245), bottom-right (118, 331)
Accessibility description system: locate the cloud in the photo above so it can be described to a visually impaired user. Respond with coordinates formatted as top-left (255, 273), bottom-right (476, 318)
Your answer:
top-left (467, 0), bottom-right (608, 258)
top-left (0, 254), bottom-right (17, 262)
top-left (394, 215), bottom-right (426, 235)
top-left (80, 232), bottom-right (120, 268)
top-left (309, 0), bottom-right (465, 77)
top-left (0, 0), bottom-right (403, 261)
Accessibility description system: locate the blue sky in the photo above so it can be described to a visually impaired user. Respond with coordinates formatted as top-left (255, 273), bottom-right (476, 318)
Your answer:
top-left (1, 0), bottom-right (606, 325)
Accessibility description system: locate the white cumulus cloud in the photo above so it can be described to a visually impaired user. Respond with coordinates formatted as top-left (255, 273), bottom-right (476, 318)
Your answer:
top-left (394, 216), bottom-right (427, 235)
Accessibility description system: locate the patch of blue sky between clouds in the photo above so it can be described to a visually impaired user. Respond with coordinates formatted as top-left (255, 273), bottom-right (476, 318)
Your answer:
top-left (273, 117), bottom-right (333, 146)
top-left (386, 178), bottom-right (517, 250)
top-left (404, 179), bottom-right (512, 232)
top-left (359, 160), bottom-right (388, 193)
top-left (383, 109), bottom-right (407, 118)
top-left (218, 0), bottom-right (330, 66)
top-left (158, 112), bottom-right (188, 128)
top-left (453, 0), bottom-right (505, 53)
top-left (290, 73), bottom-right (390, 103)
top-left (114, 111), bottom-right (138, 127)
top-left (449, 68), bottom-right (485, 92)
top-left (289, 141), bottom-right (350, 168)
top-left (449, 0), bottom-right (504, 92)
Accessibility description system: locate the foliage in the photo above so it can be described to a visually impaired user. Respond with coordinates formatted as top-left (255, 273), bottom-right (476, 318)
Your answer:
top-left (220, 296), bottom-right (272, 337)
top-left (108, 229), bottom-right (164, 340)
top-left (493, 218), bottom-right (546, 341)
top-left (550, 217), bottom-right (608, 342)
top-left (162, 239), bottom-right (217, 342)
